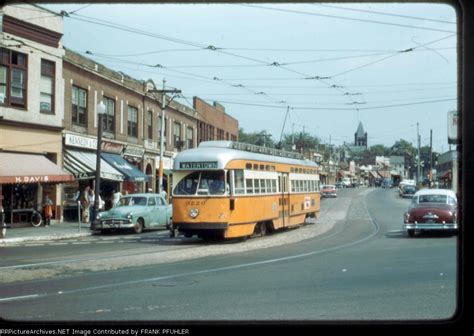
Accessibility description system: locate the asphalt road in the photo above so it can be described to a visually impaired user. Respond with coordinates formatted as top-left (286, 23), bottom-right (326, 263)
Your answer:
top-left (0, 187), bottom-right (458, 324)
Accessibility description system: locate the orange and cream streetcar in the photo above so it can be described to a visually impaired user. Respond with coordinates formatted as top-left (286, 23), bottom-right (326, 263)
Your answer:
top-left (171, 141), bottom-right (321, 240)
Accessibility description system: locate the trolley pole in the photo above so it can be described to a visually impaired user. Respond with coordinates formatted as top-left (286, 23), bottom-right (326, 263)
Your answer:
top-left (148, 79), bottom-right (181, 196)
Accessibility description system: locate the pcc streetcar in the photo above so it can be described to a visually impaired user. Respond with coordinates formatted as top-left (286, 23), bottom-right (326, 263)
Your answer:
top-left (171, 141), bottom-right (321, 240)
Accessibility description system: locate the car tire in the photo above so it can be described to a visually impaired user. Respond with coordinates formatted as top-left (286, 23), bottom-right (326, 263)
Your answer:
top-left (407, 229), bottom-right (415, 237)
top-left (133, 218), bottom-right (144, 234)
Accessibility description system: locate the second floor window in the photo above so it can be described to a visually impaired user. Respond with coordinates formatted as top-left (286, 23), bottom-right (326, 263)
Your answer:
top-left (40, 59), bottom-right (55, 114)
top-left (0, 48), bottom-right (28, 108)
top-left (173, 121), bottom-right (181, 148)
top-left (147, 110), bottom-right (153, 139)
top-left (128, 105), bottom-right (138, 138)
top-left (187, 127), bottom-right (193, 149)
top-left (72, 86), bottom-right (87, 126)
top-left (103, 97), bottom-right (115, 132)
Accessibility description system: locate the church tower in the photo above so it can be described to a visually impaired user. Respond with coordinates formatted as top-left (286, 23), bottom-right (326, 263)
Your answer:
top-left (354, 122), bottom-right (368, 148)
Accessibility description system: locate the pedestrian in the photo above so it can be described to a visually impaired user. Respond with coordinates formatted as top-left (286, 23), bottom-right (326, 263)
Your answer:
top-left (81, 186), bottom-right (90, 223)
top-left (43, 193), bottom-right (53, 227)
top-left (88, 188), bottom-right (95, 223)
top-left (112, 189), bottom-right (122, 207)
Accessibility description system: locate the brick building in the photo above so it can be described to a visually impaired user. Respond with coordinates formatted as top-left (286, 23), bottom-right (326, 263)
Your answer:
top-left (193, 97), bottom-right (238, 143)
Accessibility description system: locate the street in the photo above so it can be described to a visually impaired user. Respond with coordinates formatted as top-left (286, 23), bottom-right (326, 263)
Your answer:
top-left (0, 187), bottom-right (457, 322)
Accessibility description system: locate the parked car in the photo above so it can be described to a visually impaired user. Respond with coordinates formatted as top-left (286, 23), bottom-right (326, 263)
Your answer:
top-left (95, 193), bottom-right (172, 234)
top-left (403, 189), bottom-right (458, 237)
top-left (321, 185), bottom-right (337, 198)
top-left (400, 184), bottom-right (417, 198)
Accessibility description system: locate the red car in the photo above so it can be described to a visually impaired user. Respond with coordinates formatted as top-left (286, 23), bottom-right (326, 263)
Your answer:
top-left (321, 185), bottom-right (337, 198)
top-left (403, 189), bottom-right (458, 237)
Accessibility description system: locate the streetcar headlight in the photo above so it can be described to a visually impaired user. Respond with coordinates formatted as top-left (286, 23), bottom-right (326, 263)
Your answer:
top-left (189, 208), bottom-right (199, 219)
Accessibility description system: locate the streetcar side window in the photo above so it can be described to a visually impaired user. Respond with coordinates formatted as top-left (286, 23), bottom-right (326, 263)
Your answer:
top-left (260, 179), bottom-right (266, 193)
top-left (246, 178), bottom-right (254, 194)
top-left (271, 179), bottom-right (277, 193)
top-left (234, 170), bottom-right (245, 195)
top-left (254, 179), bottom-right (260, 194)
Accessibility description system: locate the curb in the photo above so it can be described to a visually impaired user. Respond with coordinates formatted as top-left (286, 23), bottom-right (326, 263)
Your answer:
top-left (0, 231), bottom-right (93, 245)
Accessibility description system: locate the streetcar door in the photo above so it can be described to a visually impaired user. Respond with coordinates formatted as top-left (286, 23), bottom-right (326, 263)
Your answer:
top-left (279, 173), bottom-right (290, 227)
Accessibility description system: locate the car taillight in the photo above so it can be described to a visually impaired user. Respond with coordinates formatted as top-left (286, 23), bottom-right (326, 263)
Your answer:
top-left (404, 212), bottom-right (410, 223)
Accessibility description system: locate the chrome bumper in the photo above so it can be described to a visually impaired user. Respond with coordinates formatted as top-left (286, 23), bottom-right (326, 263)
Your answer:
top-left (96, 218), bottom-right (133, 229)
top-left (403, 223), bottom-right (458, 231)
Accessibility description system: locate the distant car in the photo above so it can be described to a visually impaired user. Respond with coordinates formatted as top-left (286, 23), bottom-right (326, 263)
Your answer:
top-left (401, 184), bottom-right (417, 198)
top-left (381, 179), bottom-right (392, 188)
top-left (95, 193), bottom-right (172, 234)
top-left (403, 189), bottom-right (458, 237)
top-left (321, 185), bottom-right (337, 198)
top-left (335, 181), bottom-right (344, 189)
top-left (399, 180), bottom-right (416, 196)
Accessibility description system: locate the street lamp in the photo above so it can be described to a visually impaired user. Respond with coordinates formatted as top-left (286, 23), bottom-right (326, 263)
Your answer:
top-left (92, 100), bottom-right (106, 230)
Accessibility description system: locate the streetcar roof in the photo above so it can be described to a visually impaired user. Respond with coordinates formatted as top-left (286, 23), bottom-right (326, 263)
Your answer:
top-left (173, 141), bottom-right (319, 170)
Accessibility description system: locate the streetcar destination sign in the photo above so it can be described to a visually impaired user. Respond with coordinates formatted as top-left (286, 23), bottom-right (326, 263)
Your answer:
top-left (179, 161), bottom-right (218, 169)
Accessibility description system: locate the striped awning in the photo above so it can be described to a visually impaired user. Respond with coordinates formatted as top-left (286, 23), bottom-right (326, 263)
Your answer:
top-left (0, 152), bottom-right (74, 184)
top-left (64, 150), bottom-right (124, 181)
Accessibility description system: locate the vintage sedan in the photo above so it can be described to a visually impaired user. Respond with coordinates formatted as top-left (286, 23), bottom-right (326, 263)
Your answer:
top-left (403, 189), bottom-right (458, 237)
top-left (401, 184), bottom-right (417, 198)
top-left (321, 185), bottom-right (337, 198)
top-left (95, 193), bottom-right (172, 234)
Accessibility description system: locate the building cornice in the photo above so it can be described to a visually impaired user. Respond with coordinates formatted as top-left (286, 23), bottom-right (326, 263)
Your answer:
top-left (0, 117), bottom-right (64, 132)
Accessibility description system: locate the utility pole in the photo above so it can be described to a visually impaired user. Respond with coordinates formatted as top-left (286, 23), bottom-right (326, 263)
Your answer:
top-left (429, 129), bottom-right (433, 184)
top-left (417, 122), bottom-right (421, 186)
top-left (148, 79), bottom-right (181, 196)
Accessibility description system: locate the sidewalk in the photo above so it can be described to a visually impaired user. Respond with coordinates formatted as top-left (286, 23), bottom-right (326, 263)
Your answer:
top-left (0, 220), bottom-right (93, 245)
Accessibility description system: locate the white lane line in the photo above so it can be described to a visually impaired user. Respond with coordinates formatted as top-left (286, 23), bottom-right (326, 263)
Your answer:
top-left (72, 242), bottom-right (91, 245)
top-left (0, 294), bottom-right (40, 302)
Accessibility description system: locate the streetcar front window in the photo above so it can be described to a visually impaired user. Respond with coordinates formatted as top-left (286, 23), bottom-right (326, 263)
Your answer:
top-left (174, 171), bottom-right (228, 196)
top-left (174, 172), bottom-right (200, 195)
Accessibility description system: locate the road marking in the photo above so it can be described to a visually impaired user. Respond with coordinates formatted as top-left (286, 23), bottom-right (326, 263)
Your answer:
top-left (0, 294), bottom-right (40, 302)
top-left (72, 242), bottom-right (91, 245)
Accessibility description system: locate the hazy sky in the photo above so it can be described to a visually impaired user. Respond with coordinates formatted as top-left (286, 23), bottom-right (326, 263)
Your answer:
top-left (41, 2), bottom-right (457, 153)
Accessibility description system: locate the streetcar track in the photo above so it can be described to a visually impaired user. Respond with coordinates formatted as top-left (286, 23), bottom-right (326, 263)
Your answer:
top-left (0, 189), bottom-right (380, 303)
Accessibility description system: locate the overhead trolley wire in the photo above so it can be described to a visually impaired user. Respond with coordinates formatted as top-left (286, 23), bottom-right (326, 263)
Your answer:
top-left (237, 4), bottom-right (456, 34)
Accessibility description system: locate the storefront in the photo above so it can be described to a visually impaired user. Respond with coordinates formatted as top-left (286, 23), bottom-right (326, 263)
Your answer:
top-left (0, 151), bottom-right (74, 227)
top-left (62, 133), bottom-right (125, 219)
top-left (122, 145), bottom-right (147, 194)
top-left (101, 152), bottom-right (150, 193)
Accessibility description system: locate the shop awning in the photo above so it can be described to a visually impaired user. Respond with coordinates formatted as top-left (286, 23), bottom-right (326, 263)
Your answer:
top-left (0, 152), bottom-right (74, 184)
top-left (101, 152), bottom-right (150, 182)
top-left (64, 150), bottom-right (124, 181)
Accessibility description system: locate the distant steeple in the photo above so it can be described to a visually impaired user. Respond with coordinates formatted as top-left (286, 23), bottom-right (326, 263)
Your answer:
top-left (354, 121), bottom-right (367, 148)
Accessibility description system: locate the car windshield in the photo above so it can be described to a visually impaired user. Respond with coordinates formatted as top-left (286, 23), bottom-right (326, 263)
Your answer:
top-left (323, 185), bottom-right (335, 189)
top-left (174, 171), bottom-right (227, 196)
top-left (118, 196), bottom-right (148, 206)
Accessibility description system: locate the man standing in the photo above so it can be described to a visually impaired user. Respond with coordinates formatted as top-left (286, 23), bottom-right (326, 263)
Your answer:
top-left (43, 193), bottom-right (53, 227)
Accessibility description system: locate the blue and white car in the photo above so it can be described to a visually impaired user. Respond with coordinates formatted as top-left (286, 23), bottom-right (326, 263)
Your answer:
top-left (95, 193), bottom-right (172, 234)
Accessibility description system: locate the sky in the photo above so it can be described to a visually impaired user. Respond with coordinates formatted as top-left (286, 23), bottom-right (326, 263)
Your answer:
top-left (38, 2), bottom-right (458, 153)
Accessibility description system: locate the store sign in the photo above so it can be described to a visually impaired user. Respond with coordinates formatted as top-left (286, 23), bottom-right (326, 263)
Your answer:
top-left (65, 133), bottom-right (97, 150)
top-left (15, 176), bottom-right (49, 183)
top-left (123, 145), bottom-right (145, 158)
top-left (102, 141), bottom-right (124, 154)
top-left (179, 161), bottom-right (218, 169)
top-left (447, 110), bottom-right (459, 144)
